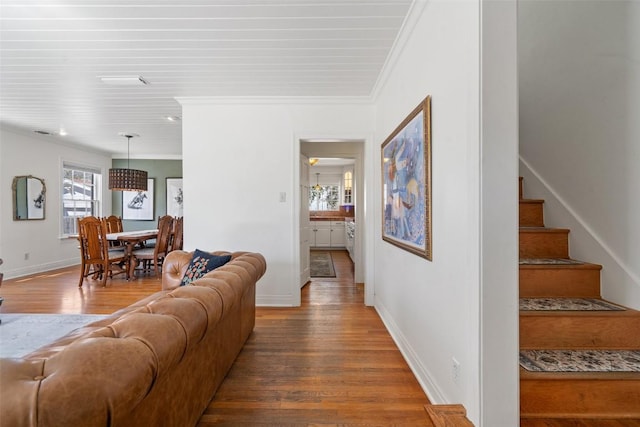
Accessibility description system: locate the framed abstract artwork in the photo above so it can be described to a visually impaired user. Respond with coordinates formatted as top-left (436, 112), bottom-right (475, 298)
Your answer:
top-left (381, 95), bottom-right (432, 260)
top-left (122, 178), bottom-right (154, 220)
top-left (166, 178), bottom-right (183, 217)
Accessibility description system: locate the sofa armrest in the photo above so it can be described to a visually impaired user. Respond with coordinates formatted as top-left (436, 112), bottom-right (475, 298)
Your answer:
top-left (162, 251), bottom-right (194, 290)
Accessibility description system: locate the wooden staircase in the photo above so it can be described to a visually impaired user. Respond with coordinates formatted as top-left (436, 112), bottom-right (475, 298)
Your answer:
top-left (518, 177), bottom-right (640, 422)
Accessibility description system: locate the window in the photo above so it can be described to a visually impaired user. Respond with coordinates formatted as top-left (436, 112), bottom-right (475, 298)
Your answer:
top-left (309, 185), bottom-right (340, 211)
top-left (344, 171), bottom-right (353, 204)
top-left (62, 162), bottom-right (102, 236)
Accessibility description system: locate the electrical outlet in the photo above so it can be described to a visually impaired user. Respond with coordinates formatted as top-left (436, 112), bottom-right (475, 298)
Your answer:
top-left (24, 252), bottom-right (30, 260)
top-left (452, 357), bottom-right (460, 384)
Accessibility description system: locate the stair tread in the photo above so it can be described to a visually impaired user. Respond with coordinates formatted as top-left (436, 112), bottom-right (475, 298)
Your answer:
top-left (520, 309), bottom-right (639, 317)
top-left (519, 227), bottom-right (570, 232)
top-left (520, 366), bottom-right (640, 380)
top-left (519, 297), bottom-right (629, 312)
top-left (519, 260), bottom-right (602, 270)
top-left (520, 257), bottom-right (584, 265)
top-left (520, 349), bottom-right (640, 373)
top-left (519, 198), bottom-right (545, 204)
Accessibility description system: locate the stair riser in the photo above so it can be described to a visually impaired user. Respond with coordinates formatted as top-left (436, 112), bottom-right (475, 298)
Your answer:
top-left (519, 202), bottom-right (544, 227)
top-left (519, 268), bottom-right (601, 298)
top-left (520, 315), bottom-right (640, 349)
top-left (520, 378), bottom-right (640, 418)
top-left (519, 231), bottom-right (569, 258)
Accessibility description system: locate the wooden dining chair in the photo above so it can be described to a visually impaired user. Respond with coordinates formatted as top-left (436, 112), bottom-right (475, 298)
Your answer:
top-left (132, 215), bottom-right (173, 277)
top-left (104, 215), bottom-right (123, 233)
top-left (139, 215), bottom-right (173, 249)
top-left (170, 216), bottom-right (183, 252)
top-left (77, 216), bottom-right (127, 287)
top-left (103, 215), bottom-right (124, 247)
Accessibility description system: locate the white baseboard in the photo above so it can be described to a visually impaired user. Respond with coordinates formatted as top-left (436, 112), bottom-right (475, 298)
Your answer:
top-left (4, 259), bottom-right (79, 280)
top-left (374, 298), bottom-right (447, 405)
top-left (256, 294), bottom-right (298, 307)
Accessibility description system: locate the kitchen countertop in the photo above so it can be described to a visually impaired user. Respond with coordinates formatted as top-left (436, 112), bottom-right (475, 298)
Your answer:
top-left (310, 216), bottom-right (354, 221)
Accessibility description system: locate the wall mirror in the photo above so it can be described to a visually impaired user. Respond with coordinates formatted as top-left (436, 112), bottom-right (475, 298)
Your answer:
top-left (13, 175), bottom-right (46, 220)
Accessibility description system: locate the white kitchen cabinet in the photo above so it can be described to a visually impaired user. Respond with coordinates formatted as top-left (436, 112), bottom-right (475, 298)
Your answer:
top-left (309, 221), bottom-right (329, 247)
top-left (315, 221), bottom-right (331, 247)
top-left (330, 220), bottom-right (345, 247)
top-left (310, 220), bottom-right (345, 248)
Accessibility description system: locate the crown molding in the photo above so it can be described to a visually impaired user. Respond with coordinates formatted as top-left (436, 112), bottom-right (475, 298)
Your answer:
top-left (176, 95), bottom-right (373, 106)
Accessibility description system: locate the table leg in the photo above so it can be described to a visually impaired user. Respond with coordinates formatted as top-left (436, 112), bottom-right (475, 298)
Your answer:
top-left (122, 243), bottom-right (136, 280)
top-left (128, 254), bottom-right (137, 280)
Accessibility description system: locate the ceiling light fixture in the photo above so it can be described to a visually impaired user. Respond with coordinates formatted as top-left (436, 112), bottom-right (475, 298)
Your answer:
top-left (100, 76), bottom-right (150, 86)
top-left (313, 173), bottom-right (322, 191)
top-left (108, 133), bottom-right (148, 192)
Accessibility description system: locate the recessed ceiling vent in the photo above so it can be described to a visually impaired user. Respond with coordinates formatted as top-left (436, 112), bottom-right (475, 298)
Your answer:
top-left (100, 76), bottom-right (150, 86)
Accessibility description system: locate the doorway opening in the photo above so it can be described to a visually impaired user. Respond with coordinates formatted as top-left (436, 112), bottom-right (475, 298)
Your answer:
top-left (299, 139), bottom-right (365, 305)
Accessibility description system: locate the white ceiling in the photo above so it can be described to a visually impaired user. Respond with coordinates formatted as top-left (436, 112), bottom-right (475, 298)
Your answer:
top-left (0, 0), bottom-right (413, 157)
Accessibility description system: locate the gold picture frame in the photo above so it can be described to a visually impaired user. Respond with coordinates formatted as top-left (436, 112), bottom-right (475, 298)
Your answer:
top-left (381, 95), bottom-right (432, 260)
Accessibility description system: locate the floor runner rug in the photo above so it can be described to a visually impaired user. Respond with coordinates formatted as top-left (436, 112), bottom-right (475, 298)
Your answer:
top-left (520, 349), bottom-right (640, 372)
top-left (0, 313), bottom-right (107, 358)
top-left (519, 258), bottom-right (584, 265)
top-left (520, 297), bottom-right (625, 311)
top-left (310, 251), bottom-right (336, 278)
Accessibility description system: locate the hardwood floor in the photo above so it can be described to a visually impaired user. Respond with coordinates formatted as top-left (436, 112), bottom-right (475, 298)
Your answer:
top-left (0, 266), bottom-right (162, 314)
top-left (0, 251), bottom-right (433, 426)
top-left (197, 249), bottom-right (433, 426)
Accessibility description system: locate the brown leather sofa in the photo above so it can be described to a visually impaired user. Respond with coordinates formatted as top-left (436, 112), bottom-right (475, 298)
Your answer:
top-left (0, 250), bottom-right (266, 427)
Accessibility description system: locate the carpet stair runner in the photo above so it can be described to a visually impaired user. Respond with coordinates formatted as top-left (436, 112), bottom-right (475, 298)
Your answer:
top-left (518, 177), bottom-right (640, 421)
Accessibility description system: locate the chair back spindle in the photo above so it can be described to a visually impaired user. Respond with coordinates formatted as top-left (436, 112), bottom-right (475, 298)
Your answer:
top-left (171, 216), bottom-right (183, 251)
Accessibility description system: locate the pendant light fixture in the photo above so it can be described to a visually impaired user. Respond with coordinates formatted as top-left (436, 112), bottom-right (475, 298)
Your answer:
top-left (108, 133), bottom-right (148, 191)
top-left (313, 173), bottom-right (322, 191)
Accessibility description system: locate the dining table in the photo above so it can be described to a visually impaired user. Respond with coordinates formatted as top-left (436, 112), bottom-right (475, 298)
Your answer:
top-left (106, 229), bottom-right (158, 279)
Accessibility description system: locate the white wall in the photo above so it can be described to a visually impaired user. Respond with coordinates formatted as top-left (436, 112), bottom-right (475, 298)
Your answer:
top-left (519, 0), bottom-right (640, 309)
top-left (0, 127), bottom-right (112, 278)
top-left (371, 1), bottom-right (518, 425)
top-left (179, 1), bottom-right (518, 424)
top-left (178, 100), bottom-right (373, 306)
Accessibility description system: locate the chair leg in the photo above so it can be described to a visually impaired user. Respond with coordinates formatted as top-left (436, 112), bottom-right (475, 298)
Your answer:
top-left (78, 263), bottom-right (86, 287)
top-left (100, 262), bottom-right (108, 287)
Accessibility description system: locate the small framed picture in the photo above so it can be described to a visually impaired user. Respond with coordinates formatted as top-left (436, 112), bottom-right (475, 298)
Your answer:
top-left (166, 178), bottom-right (183, 217)
top-left (122, 178), bottom-right (154, 220)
